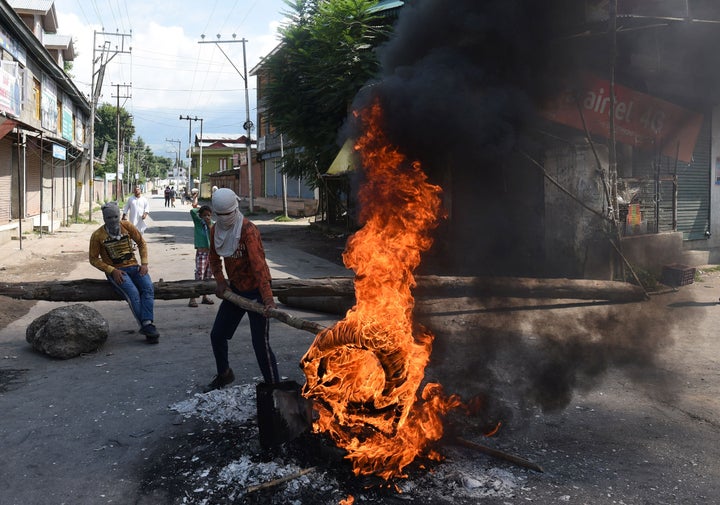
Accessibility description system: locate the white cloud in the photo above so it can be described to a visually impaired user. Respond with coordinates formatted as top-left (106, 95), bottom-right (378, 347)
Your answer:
top-left (54, 0), bottom-right (288, 154)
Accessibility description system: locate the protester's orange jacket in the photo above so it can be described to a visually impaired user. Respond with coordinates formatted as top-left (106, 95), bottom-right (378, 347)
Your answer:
top-left (209, 218), bottom-right (273, 305)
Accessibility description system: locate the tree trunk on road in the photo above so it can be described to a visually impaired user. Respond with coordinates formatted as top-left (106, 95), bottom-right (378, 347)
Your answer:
top-left (0, 275), bottom-right (648, 303)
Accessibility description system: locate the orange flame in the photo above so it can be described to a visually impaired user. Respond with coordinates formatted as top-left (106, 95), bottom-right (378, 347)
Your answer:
top-left (301, 100), bottom-right (461, 480)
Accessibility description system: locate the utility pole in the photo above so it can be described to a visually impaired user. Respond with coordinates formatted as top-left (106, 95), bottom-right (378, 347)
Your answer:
top-left (199, 34), bottom-right (254, 212)
top-left (112, 83), bottom-right (132, 202)
top-left (84, 30), bottom-right (131, 221)
top-left (165, 138), bottom-right (181, 185)
top-left (280, 134), bottom-right (288, 219)
top-left (179, 115), bottom-right (204, 195)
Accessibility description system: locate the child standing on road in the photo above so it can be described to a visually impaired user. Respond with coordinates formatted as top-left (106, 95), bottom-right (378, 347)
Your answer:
top-left (188, 199), bottom-right (215, 307)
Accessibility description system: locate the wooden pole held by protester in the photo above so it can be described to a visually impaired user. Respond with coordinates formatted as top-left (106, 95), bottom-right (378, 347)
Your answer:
top-left (221, 289), bottom-right (327, 335)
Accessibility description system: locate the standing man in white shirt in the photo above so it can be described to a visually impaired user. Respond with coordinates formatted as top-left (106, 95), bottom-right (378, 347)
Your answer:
top-left (122, 186), bottom-right (150, 234)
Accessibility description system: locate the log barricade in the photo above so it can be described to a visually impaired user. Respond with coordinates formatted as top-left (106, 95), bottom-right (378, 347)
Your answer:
top-left (0, 275), bottom-right (649, 303)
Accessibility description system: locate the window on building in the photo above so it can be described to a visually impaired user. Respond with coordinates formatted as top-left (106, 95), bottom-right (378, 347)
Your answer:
top-left (219, 158), bottom-right (227, 170)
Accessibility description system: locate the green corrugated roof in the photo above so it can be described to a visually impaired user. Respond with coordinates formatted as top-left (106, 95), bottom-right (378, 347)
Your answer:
top-left (368, 0), bottom-right (404, 14)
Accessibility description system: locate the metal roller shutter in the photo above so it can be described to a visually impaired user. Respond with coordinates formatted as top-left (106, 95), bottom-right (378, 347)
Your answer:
top-left (0, 138), bottom-right (12, 223)
top-left (25, 138), bottom-right (42, 216)
top-left (676, 114), bottom-right (711, 240)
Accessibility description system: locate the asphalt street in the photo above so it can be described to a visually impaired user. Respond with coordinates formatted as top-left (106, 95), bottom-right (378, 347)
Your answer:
top-left (0, 195), bottom-right (351, 504)
top-left (1, 194), bottom-right (720, 504)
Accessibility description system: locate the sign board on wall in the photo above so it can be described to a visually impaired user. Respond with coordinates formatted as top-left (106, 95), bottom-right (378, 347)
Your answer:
top-left (586, 0), bottom-right (691, 22)
top-left (52, 144), bottom-right (66, 160)
top-left (541, 74), bottom-right (704, 163)
top-left (0, 27), bottom-right (27, 65)
top-left (75, 113), bottom-right (85, 144)
top-left (0, 61), bottom-right (20, 117)
top-left (62, 102), bottom-right (73, 141)
top-left (41, 75), bottom-right (58, 132)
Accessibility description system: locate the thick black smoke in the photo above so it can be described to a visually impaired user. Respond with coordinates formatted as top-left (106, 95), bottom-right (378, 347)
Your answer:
top-left (348, 0), bottom-right (587, 277)
top-left (344, 0), bottom-right (708, 422)
top-left (366, 0), bottom-right (571, 165)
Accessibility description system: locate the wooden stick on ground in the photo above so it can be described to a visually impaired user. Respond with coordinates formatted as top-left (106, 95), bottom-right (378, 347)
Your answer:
top-left (453, 437), bottom-right (544, 473)
top-left (245, 466), bottom-right (317, 494)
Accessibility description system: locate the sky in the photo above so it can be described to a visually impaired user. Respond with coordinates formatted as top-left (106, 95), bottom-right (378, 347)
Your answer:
top-left (53, 0), bottom-right (290, 159)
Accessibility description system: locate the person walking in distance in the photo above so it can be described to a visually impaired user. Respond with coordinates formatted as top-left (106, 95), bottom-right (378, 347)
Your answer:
top-left (188, 199), bottom-right (215, 308)
top-left (122, 186), bottom-right (150, 234)
top-left (205, 188), bottom-right (279, 390)
top-left (89, 202), bottom-right (160, 344)
top-left (164, 186), bottom-right (171, 207)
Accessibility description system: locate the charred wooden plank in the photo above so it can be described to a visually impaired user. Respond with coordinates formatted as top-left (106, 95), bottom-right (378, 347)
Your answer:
top-left (453, 437), bottom-right (544, 473)
top-left (245, 467), bottom-right (316, 494)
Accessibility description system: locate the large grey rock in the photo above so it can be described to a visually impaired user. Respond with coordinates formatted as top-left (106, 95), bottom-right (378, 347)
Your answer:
top-left (26, 304), bottom-right (109, 359)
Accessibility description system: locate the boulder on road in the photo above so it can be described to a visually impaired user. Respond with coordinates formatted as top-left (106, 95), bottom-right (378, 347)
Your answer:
top-left (26, 304), bottom-right (109, 359)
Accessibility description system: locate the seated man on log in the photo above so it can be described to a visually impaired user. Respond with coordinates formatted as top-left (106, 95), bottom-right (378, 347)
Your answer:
top-left (89, 201), bottom-right (160, 344)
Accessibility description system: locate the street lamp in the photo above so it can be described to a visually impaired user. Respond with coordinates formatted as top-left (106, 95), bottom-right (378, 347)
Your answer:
top-left (179, 115), bottom-right (204, 196)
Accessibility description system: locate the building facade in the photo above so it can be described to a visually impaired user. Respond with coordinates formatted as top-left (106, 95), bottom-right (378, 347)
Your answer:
top-left (249, 56), bottom-right (316, 206)
top-left (0, 0), bottom-right (90, 243)
top-left (193, 133), bottom-right (259, 199)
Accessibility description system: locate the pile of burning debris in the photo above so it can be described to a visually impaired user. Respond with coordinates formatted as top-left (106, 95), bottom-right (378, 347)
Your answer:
top-left (141, 383), bottom-right (531, 505)
top-left (138, 103), bottom-right (544, 504)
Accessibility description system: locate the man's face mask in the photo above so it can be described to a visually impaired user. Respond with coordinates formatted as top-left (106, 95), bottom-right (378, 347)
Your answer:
top-left (102, 207), bottom-right (121, 236)
top-left (215, 210), bottom-right (237, 230)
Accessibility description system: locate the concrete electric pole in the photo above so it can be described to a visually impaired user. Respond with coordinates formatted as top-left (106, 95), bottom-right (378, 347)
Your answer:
top-left (179, 115), bottom-right (204, 196)
top-left (86, 30), bottom-right (131, 221)
top-left (198, 34), bottom-right (254, 212)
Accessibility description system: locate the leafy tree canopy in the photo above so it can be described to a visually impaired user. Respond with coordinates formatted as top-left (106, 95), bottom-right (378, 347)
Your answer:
top-left (265, 0), bottom-right (392, 184)
top-left (93, 104), bottom-right (173, 180)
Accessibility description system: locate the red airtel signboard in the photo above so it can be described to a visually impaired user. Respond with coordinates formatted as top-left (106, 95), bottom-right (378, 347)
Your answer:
top-left (541, 75), bottom-right (704, 163)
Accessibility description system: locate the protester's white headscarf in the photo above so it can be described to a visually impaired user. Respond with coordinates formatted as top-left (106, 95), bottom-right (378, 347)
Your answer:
top-left (212, 188), bottom-right (244, 257)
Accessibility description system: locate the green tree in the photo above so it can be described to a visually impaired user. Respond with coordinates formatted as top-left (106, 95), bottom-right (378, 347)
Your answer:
top-left (93, 103), bottom-right (135, 177)
top-left (129, 137), bottom-right (174, 181)
top-left (265, 0), bottom-right (391, 185)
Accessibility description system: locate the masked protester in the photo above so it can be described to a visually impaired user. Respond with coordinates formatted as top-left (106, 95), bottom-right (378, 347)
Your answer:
top-left (89, 202), bottom-right (160, 343)
top-left (205, 188), bottom-right (279, 391)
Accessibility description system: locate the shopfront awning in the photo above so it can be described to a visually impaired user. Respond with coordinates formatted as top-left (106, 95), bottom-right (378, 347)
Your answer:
top-left (0, 117), bottom-right (17, 140)
top-left (327, 138), bottom-right (357, 175)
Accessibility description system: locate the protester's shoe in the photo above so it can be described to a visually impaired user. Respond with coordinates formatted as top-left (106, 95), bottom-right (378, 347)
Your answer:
top-left (140, 323), bottom-right (159, 344)
top-left (204, 368), bottom-right (235, 392)
top-left (201, 297), bottom-right (214, 305)
top-left (188, 299), bottom-right (198, 307)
